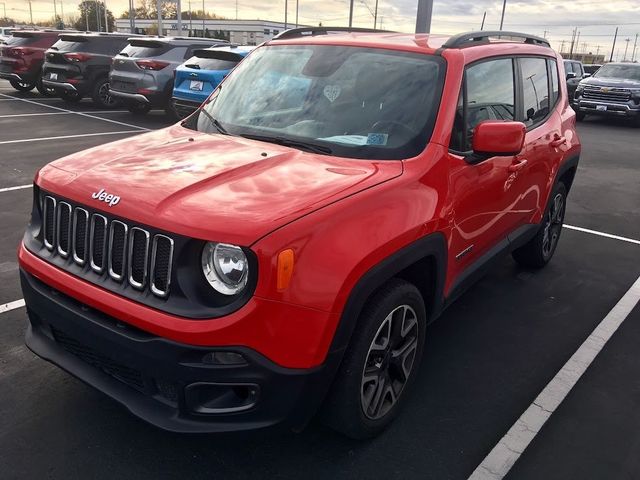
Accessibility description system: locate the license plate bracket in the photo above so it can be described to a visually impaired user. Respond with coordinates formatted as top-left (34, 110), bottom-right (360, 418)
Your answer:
top-left (189, 80), bottom-right (203, 91)
top-left (596, 105), bottom-right (607, 112)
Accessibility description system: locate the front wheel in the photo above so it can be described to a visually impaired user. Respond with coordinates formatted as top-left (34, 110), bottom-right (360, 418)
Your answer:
top-left (512, 182), bottom-right (567, 268)
top-left (320, 279), bottom-right (426, 439)
top-left (9, 79), bottom-right (35, 92)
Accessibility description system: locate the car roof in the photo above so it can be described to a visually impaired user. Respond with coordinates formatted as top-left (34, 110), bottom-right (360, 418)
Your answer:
top-left (127, 36), bottom-right (229, 45)
top-left (268, 28), bottom-right (553, 58)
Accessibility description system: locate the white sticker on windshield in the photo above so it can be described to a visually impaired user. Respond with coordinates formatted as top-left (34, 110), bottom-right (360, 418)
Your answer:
top-left (323, 85), bottom-right (341, 103)
top-left (366, 133), bottom-right (389, 146)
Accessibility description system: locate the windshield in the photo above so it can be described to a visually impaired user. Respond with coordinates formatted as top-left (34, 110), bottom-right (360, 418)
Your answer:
top-left (594, 64), bottom-right (640, 81)
top-left (184, 45), bottom-right (445, 160)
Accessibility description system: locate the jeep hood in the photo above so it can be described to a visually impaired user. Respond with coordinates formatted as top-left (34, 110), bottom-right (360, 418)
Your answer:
top-left (36, 124), bottom-right (403, 245)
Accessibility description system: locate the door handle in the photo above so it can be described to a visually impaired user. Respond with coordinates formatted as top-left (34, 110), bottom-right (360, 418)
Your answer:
top-left (508, 159), bottom-right (528, 172)
top-left (550, 135), bottom-right (567, 147)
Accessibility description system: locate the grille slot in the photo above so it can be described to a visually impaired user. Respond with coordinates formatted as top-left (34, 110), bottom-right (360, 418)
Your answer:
top-left (73, 208), bottom-right (89, 265)
top-left (108, 220), bottom-right (128, 282)
top-left (43, 196), bottom-right (56, 250)
top-left (128, 227), bottom-right (150, 289)
top-left (37, 193), bottom-right (176, 298)
top-left (56, 202), bottom-right (72, 258)
top-left (150, 235), bottom-right (174, 298)
top-left (90, 214), bottom-right (108, 273)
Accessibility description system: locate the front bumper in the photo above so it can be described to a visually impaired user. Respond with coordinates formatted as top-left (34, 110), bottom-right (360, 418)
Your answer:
top-left (21, 268), bottom-right (338, 433)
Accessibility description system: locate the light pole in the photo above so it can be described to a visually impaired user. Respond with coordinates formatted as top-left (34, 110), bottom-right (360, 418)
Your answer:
top-left (296, 0), bottom-right (299, 28)
top-left (129, 0), bottom-right (134, 33)
top-left (415, 0), bottom-right (433, 33)
top-left (348, 0), bottom-right (354, 27)
top-left (284, 0), bottom-right (287, 29)
top-left (202, 0), bottom-right (205, 37)
top-left (104, 0), bottom-right (109, 32)
top-left (499, 0), bottom-right (507, 30)
top-left (610, 26), bottom-right (618, 63)
top-left (0, 2), bottom-right (6, 20)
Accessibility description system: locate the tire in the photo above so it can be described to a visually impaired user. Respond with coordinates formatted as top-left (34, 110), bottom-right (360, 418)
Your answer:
top-left (320, 279), bottom-right (427, 439)
top-left (127, 102), bottom-right (152, 115)
top-left (512, 182), bottom-right (567, 268)
top-left (575, 112), bottom-right (586, 122)
top-left (36, 76), bottom-right (57, 97)
top-left (9, 79), bottom-right (35, 92)
top-left (60, 90), bottom-right (82, 103)
top-left (91, 78), bottom-right (120, 109)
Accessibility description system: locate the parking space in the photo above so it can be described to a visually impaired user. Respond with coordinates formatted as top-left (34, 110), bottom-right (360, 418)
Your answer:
top-left (0, 77), bottom-right (639, 479)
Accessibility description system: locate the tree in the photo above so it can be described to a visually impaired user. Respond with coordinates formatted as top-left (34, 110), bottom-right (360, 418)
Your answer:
top-left (0, 17), bottom-right (18, 27)
top-left (74, 1), bottom-right (115, 32)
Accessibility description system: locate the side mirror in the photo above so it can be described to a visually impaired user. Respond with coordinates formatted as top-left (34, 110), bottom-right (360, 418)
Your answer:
top-left (566, 72), bottom-right (577, 80)
top-left (468, 121), bottom-right (526, 163)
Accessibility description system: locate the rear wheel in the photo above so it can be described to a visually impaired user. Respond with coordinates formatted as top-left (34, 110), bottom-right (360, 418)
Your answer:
top-left (127, 102), bottom-right (152, 115)
top-left (512, 182), bottom-right (567, 268)
top-left (92, 78), bottom-right (120, 109)
top-left (9, 79), bottom-right (35, 92)
top-left (320, 279), bottom-right (426, 439)
top-left (59, 90), bottom-right (82, 103)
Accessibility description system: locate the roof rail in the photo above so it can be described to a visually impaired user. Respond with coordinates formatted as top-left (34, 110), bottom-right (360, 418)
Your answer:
top-left (273, 26), bottom-right (393, 40)
top-left (442, 30), bottom-right (550, 49)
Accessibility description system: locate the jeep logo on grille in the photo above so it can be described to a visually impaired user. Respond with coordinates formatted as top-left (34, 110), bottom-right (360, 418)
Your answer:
top-left (91, 188), bottom-right (120, 207)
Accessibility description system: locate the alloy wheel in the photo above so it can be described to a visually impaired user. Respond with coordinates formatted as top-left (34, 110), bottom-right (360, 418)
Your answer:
top-left (542, 192), bottom-right (565, 258)
top-left (99, 82), bottom-right (116, 107)
top-left (361, 304), bottom-right (419, 420)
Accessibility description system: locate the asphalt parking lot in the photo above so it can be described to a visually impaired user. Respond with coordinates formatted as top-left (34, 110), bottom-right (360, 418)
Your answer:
top-left (1, 78), bottom-right (639, 480)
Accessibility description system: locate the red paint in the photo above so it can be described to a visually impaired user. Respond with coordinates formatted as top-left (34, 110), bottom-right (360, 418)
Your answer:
top-left (0, 31), bottom-right (63, 82)
top-left (21, 32), bottom-right (581, 369)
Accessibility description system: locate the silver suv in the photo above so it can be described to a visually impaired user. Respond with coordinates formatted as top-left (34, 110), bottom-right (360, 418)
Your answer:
top-left (109, 36), bottom-right (229, 116)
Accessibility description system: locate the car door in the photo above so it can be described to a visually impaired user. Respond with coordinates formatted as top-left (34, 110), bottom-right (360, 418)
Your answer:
top-left (566, 61), bottom-right (583, 98)
top-left (516, 57), bottom-right (563, 222)
top-left (447, 57), bottom-right (531, 281)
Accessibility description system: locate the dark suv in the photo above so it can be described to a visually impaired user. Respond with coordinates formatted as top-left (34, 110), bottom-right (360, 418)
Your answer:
top-left (42, 32), bottom-right (136, 108)
top-left (0, 30), bottom-right (68, 95)
top-left (573, 62), bottom-right (640, 123)
top-left (109, 37), bottom-right (228, 115)
top-left (563, 59), bottom-right (587, 99)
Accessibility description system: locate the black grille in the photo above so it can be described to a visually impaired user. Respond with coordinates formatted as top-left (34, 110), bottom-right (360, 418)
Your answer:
top-left (151, 235), bottom-right (173, 297)
top-left (51, 326), bottom-right (145, 391)
top-left (57, 202), bottom-right (72, 257)
top-left (73, 208), bottom-right (88, 264)
top-left (91, 215), bottom-right (107, 272)
top-left (129, 228), bottom-right (149, 288)
top-left (43, 196), bottom-right (56, 249)
top-left (583, 86), bottom-right (631, 103)
top-left (109, 221), bottom-right (127, 281)
top-left (41, 195), bottom-right (175, 298)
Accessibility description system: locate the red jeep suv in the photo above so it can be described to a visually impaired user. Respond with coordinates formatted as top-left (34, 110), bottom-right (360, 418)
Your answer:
top-left (19, 28), bottom-right (580, 438)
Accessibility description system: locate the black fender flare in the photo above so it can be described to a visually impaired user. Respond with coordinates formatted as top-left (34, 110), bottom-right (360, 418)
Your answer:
top-left (328, 231), bottom-right (448, 356)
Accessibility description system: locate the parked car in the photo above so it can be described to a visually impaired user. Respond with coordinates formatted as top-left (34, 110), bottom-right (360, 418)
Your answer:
top-left (19, 28), bottom-right (580, 439)
top-left (573, 62), bottom-right (640, 124)
top-left (42, 32), bottom-right (136, 108)
top-left (0, 29), bottom-right (68, 95)
top-left (563, 59), bottom-right (588, 99)
top-left (0, 27), bottom-right (15, 41)
top-left (172, 45), bottom-right (254, 119)
top-left (583, 64), bottom-right (601, 75)
top-left (109, 36), bottom-right (229, 116)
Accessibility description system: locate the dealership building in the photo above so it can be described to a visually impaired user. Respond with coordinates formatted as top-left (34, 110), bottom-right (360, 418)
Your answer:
top-left (114, 18), bottom-right (290, 45)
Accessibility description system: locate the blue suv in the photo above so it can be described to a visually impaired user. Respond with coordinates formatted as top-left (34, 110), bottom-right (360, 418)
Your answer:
top-left (172, 45), bottom-right (254, 119)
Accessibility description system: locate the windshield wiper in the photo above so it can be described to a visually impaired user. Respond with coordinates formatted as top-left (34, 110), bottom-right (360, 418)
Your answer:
top-left (198, 107), bottom-right (228, 135)
top-left (239, 133), bottom-right (333, 155)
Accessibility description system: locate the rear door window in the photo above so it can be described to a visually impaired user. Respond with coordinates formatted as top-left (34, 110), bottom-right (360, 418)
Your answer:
top-left (519, 57), bottom-right (550, 127)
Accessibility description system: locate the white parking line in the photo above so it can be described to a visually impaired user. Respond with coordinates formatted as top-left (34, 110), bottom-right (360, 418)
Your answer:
top-left (564, 224), bottom-right (640, 246)
top-left (0, 184), bottom-right (31, 193)
top-left (0, 111), bottom-right (129, 118)
top-left (468, 274), bottom-right (640, 480)
top-left (0, 299), bottom-right (25, 314)
top-left (0, 130), bottom-right (143, 146)
top-left (0, 92), bottom-right (150, 131)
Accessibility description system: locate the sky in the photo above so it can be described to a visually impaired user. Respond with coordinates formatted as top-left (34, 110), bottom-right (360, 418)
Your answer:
top-left (5, 0), bottom-right (640, 61)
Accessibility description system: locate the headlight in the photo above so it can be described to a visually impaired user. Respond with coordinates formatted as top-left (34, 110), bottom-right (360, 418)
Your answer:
top-left (201, 242), bottom-right (249, 295)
